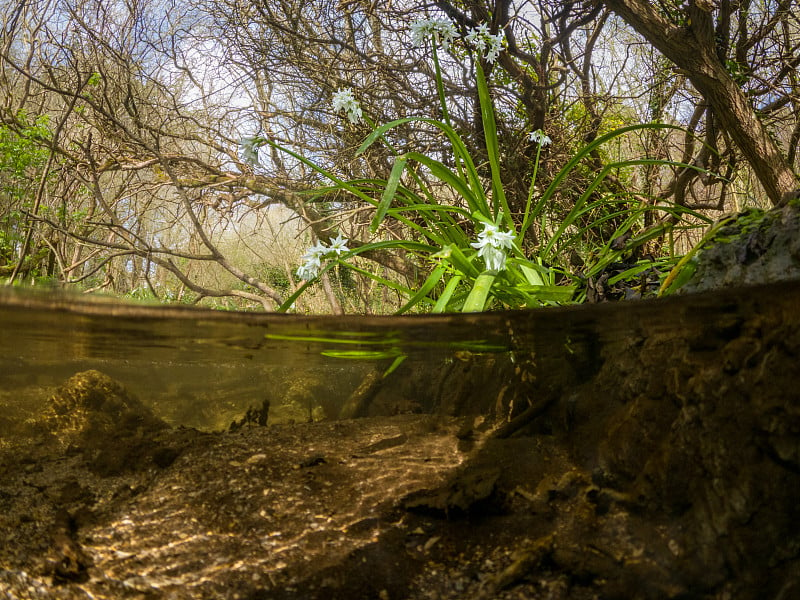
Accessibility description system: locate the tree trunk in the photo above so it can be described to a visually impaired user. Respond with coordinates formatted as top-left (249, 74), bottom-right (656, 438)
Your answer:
top-left (602, 0), bottom-right (798, 206)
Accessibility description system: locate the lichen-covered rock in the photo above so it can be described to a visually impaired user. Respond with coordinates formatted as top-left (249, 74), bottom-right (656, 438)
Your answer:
top-left (35, 370), bottom-right (166, 444)
top-left (677, 200), bottom-right (800, 294)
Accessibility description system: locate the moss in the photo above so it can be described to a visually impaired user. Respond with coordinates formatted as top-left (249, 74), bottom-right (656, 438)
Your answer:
top-left (675, 202), bottom-right (800, 294)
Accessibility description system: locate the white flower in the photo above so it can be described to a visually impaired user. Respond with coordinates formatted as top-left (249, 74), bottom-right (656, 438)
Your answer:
top-left (410, 19), bottom-right (430, 47)
top-left (296, 247), bottom-right (323, 279)
top-left (332, 88), bottom-right (363, 124)
top-left (296, 262), bottom-right (319, 281)
top-left (479, 245), bottom-right (507, 272)
top-left (465, 23), bottom-right (490, 51)
top-left (465, 24), bottom-right (505, 63)
top-left (484, 33), bottom-right (505, 63)
top-left (327, 233), bottom-right (349, 256)
top-left (471, 222), bottom-right (515, 251)
top-left (296, 236), bottom-right (349, 280)
top-left (410, 18), bottom-right (459, 50)
top-left (296, 241), bottom-right (328, 280)
top-left (471, 222), bottom-right (515, 271)
top-left (302, 241), bottom-right (329, 262)
top-left (240, 137), bottom-right (260, 165)
top-left (529, 129), bottom-right (552, 146)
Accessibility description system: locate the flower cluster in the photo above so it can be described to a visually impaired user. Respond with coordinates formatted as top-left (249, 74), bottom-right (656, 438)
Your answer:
top-left (529, 129), bottom-right (552, 146)
top-left (332, 88), bottom-right (363, 124)
top-left (465, 23), bottom-right (506, 63)
top-left (410, 17), bottom-right (459, 50)
top-left (410, 18), bottom-right (504, 63)
top-left (296, 234), bottom-right (350, 280)
top-left (471, 222), bottom-right (515, 272)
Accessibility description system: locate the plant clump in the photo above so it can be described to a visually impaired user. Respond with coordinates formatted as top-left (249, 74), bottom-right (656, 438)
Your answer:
top-left (243, 16), bottom-right (711, 314)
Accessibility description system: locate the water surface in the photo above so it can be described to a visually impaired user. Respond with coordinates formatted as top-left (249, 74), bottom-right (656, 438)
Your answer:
top-left (2, 281), bottom-right (798, 431)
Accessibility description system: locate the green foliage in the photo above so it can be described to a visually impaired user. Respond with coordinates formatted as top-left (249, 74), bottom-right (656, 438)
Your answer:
top-left (0, 114), bottom-right (53, 272)
top-left (0, 113), bottom-right (51, 201)
top-left (259, 265), bottom-right (292, 295)
top-left (243, 22), bottom-right (715, 314)
top-left (725, 59), bottom-right (749, 85)
top-left (0, 230), bottom-right (13, 263)
top-left (125, 286), bottom-right (164, 303)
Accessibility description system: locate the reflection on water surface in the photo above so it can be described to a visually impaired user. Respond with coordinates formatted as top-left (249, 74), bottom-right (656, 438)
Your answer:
top-left (1, 281), bottom-right (799, 431)
top-left (0, 288), bottom-right (516, 430)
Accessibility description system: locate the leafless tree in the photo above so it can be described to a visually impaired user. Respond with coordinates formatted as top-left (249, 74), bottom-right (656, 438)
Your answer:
top-left (1, 0), bottom-right (798, 311)
top-left (602, 0), bottom-right (799, 206)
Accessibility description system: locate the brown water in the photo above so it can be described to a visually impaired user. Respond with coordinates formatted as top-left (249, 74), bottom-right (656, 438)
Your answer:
top-left (1, 282), bottom-right (799, 599)
top-left (0, 288), bottom-right (513, 430)
top-left (1, 280), bottom-right (798, 431)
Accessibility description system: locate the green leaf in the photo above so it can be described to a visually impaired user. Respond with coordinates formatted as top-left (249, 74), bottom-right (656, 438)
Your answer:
top-left (659, 258), bottom-right (698, 295)
top-left (349, 239), bottom-right (439, 254)
top-left (321, 350), bottom-right (401, 360)
top-left (357, 117), bottom-right (492, 219)
top-left (463, 270), bottom-right (497, 312)
top-left (475, 62), bottom-right (510, 222)
top-left (537, 124), bottom-right (688, 255)
top-left (543, 155), bottom-right (716, 260)
top-left (607, 263), bottom-right (655, 285)
top-left (516, 285), bottom-right (577, 303)
top-left (385, 203), bottom-right (471, 221)
top-left (383, 354), bottom-right (408, 377)
top-left (403, 152), bottom-right (483, 215)
top-left (432, 274), bottom-right (463, 313)
top-left (277, 278), bottom-right (317, 312)
top-left (519, 263), bottom-right (548, 286)
top-left (444, 244), bottom-right (481, 278)
top-left (396, 263), bottom-right (448, 315)
top-left (338, 263), bottom-right (416, 295)
top-left (257, 137), bottom-right (377, 206)
top-left (371, 155), bottom-right (407, 233)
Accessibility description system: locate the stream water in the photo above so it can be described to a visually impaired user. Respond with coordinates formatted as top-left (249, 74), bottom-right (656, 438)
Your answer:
top-left (1, 280), bottom-right (798, 432)
top-left (1, 282), bottom-right (799, 599)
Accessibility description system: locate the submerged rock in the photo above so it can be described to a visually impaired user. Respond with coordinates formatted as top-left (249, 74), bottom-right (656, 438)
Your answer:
top-left (28, 370), bottom-right (172, 476)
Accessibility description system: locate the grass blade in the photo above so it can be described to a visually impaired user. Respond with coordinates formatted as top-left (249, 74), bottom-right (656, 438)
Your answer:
top-left (432, 274), bottom-right (462, 313)
top-left (371, 155), bottom-right (408, 233)
top-left (475, 62), bottom-right (511, 222)
top-left (396, 263), bottom-right (448, 314)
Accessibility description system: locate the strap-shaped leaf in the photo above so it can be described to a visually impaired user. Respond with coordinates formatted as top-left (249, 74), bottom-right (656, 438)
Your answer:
top-left (396, 263), bottom-right (448, 315)
top-left (463, 270), bottom-right (497, 312)
top-left (432, 274), bottom-right (463, 313)
top-left (475, 62), bottom-right (511, 222)
top-left (356, 117), bottom-right (492, 219)
top-left (371, 155), bottom-right (408, 233)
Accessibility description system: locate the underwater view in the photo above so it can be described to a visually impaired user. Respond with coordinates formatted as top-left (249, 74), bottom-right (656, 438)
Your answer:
top-left (1, 282), bottom-right (799, 599)
top-left (0, 288), bottom-right (518, 432)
